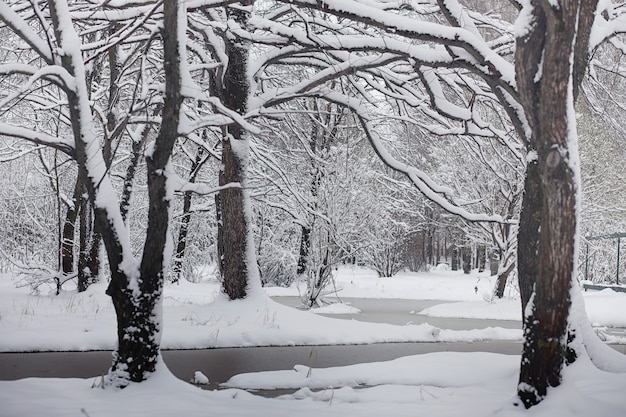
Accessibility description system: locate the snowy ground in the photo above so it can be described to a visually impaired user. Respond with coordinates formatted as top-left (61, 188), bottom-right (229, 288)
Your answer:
top-left (2, 266), bottom-right (626, 416)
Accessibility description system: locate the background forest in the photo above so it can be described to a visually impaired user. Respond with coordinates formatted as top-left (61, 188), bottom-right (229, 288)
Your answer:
top-left (0, 2), bottom-right (625, 299)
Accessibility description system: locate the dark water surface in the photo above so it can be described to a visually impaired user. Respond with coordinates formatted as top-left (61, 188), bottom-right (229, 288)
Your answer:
top-left (1, 297), bottom-right (623, 395)
top-left (0, 341), bottom-right (523, 389)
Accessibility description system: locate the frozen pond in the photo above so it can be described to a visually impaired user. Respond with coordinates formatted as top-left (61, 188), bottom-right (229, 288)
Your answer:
top-left (1, 297), bottom-right (624, 396)
top-left (272, 296), bottom-right (522, 330)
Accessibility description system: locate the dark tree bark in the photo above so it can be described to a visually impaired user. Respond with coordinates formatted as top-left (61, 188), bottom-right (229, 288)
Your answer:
top-left (296, 226), bottom-right (311, 275)
top-left (477, 245), bottom-right (486, 272)
top-left (77, 193), bottom-right (100, 292)
top-left (87, 215), bottom-right (100, 280)
top-left (489, 251), bottom-right (498, 276)
top-left (61, 179), bottom-right (82, 275)
top-left (493, 261), bottom-right (515, 299)
top-left (120, 126), bottom-right (149, 222)
top-left (49, 0), bottom-right (183, 384)
top-left (172, 146), bottom-right (205, 282)
top-left (514, 0), bottom-right (597, 408)
top-left (216, 1), bottom-right (256, 300)
top-left (451, 246), bottom-right (459, 271)
top-left (215, 172), bottom-right (225, 277)
top-left (219, 136), bottom-right (250, 299)
top-left (77, 191), bottom-right (89, 292)
top-left (517, 159), bottom-right (542, 313)
top-left (427, 229), bottom-right (434, 265)
top-left (462, 247), bottom-right (471, 274)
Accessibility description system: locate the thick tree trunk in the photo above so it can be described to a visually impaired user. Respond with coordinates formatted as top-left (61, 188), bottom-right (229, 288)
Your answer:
top-left (78, 195), bottom-right (100, 292)
top-left (217, 2), bottom-right (257, 300)
top-left (47, 0), bottom-right (181, 386)
top-left (517, 160), bottom-right (541, 313)
top-left (108, 0), bottom-right (182, 383)
top-left (514, 0), bottom-right (595, 408)
top-left (489, 251), bottom-right (498, 276)
top-left (172, 192), bottom-right (193, 282)
top-left (477, 245), bottom-right (486, 272)
top-left (215, 179), bottom-right (225, 277)
top-left (219, 138), bottom-right (250, 299)
top-left (87, 218), bottom-right (101, 280)
top-left (106, 275), bottom-right (161, 384)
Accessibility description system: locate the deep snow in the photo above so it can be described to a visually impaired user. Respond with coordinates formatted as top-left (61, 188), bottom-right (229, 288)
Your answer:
top-left (1, 266), bottom-right (626, 416)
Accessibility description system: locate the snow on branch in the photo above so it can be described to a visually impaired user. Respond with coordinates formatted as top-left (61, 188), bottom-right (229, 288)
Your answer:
top-left (253, 53), bottom-right (402, 110)
top-left (177, 96), bottom-right (261, 135)
top-left (167, 167), bottom-right (242, 195)
top-left (0, 3), bottom-right (55, 64)
top-left (0, 64), bottom-right (74, 103)
top-left (0, 144), bottom-right (46, 163)
top-left (82, 0), bottom-right (163, 59)
top-left (418, 67), bottom-right (472, 122)
top-left (437, 0), bottom-right (482, 38)
top-left (0, 123), bottom-right (75, 156)
top-left (49, 0), bottom-right (139, 281)
top-left (280, 0), bottom-right (516, 88)
top-left (590, 1), bottom-right (626, 51)
top-left (320, 91), bottom-right (507, 224)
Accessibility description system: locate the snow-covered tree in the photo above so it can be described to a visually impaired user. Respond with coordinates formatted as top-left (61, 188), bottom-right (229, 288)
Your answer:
top-left (258, 0), bottom-right (626, 407)
top-left (0, 0), bottom-right (187, 386)
top-left (2, 0), bottom-right (626, 404)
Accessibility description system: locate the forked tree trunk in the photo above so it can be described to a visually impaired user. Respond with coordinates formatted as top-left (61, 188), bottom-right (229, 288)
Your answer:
top-left (50, 0), bottom-right (182, 385)
top-left (109, 0), bottom-right (183, 383)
